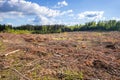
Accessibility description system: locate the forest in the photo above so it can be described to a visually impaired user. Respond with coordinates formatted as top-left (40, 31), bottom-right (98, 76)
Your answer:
top-left (0, 20), bottom-right (120, 34)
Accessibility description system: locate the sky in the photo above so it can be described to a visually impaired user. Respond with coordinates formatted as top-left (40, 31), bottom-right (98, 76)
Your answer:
top-left (0, 0), bottom-right (120, 26)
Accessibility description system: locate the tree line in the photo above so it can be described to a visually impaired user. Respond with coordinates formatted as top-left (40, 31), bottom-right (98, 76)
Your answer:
top-left (0, 20), bottom-right (120, 34)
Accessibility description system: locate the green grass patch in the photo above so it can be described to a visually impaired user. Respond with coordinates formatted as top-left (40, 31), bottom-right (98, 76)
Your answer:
top-left (57, 70), bottom-right (83, 80)
top-left (64, 70), bottom-right (83, 80)
top-left (5, 29), bottom-right (32, 34)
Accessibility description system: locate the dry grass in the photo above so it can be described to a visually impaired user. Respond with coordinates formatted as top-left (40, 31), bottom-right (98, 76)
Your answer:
top-left (0, 31), bottom-right (120, 80)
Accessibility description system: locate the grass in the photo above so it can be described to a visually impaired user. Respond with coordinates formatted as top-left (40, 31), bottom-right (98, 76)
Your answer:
top-left (5, 29), bottom-right (32, 34)
top-left (64, 70), bottom-right (83, 80)
top-left (57, 70), bottom-right (84, 80)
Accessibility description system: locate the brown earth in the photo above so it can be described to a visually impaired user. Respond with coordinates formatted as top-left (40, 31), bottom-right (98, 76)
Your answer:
top-left (0, 31), bottom-right (120, 80)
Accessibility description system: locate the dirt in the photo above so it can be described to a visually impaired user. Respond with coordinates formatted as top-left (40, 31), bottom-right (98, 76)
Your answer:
top-left (0, 31), bottom-right (120, 80)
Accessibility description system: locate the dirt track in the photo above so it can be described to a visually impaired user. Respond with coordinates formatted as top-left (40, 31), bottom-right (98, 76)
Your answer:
top-left (0, 32), bottom-right (120, 80)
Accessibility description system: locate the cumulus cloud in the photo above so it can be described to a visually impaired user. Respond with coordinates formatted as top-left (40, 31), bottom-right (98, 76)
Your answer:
top-left (27, 9), bottom-right (73, 25)
top-left (54, 0), bottom-right (68, 8)
top-left (0, 0), bottom-right (73, 25)
top-left (32, 16), bottom-right (56, 25)
top-left (60, 10), bottom-right (73, 15)
top-left (0, 0), bottom-right (60, 16)
top-left (0, 0), bottom-right (63, 25)
top-left (0, 11), bottom-right (24, 23)
top-left (58, 0), bottom-right (68, 6)
top-left (78, 11), bottom-right (104, 20)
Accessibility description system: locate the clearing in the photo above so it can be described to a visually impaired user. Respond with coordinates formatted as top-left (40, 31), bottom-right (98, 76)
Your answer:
top-left (0, 31), bottom-right (120, 80)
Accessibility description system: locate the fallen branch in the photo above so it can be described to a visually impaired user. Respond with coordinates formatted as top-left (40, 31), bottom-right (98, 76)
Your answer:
top-left (26, 58), bottom-right (40, 66)
top-left (11, 68), bottom-right (31, 80)
top-left (4, 49), bottom-right (20, 56)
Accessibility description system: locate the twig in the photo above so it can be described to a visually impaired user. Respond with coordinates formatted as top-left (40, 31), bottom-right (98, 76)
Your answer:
top-left (5, 49), bottom-right (20, 56)
top-left (11, 68), bottom-right (31, 80)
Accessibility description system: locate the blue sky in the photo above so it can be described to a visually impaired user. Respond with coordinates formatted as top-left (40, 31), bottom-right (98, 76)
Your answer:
top-left (0, 0), bottom-right (120, 26)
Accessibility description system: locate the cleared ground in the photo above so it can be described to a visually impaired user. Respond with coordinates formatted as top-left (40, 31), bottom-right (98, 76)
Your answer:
top-left (0, 31), bottom-right (120, 80)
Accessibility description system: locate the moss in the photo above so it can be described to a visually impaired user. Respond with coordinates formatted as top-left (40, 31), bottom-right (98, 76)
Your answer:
top-left (65, 71), bottom-right (83, 80)
top-left (57, 70), bottom-right (83, 80)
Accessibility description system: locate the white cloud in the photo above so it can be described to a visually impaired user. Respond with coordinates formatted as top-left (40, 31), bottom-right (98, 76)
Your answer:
top-left (60, 10), bottom-right (73, 15)
top-left (33, 15), bottom-right (56, 25)
top-left (0, 0), bottom-right (60, 17)
top-left (6, 23), bottom-right (13, 25)
top-left (112, 17), bottom-right (120, 21)
top-left (58, 0), bottom-right (68, 6)
top-left (78, 11), bottom-right (104, 20)
top-left (28, 9), bottom-right (73, 25)
top-left (0, 12), bottom-right (24, 22)
top-left (0, 0), bottom-right (74, 25)
top-left (54, 0), bottom-right (68, 8)
top-left (0, 0), bottom-right (62, 25)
